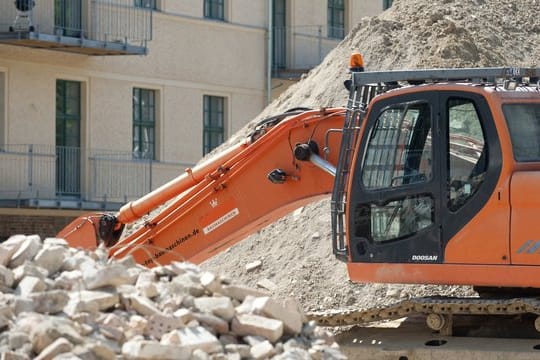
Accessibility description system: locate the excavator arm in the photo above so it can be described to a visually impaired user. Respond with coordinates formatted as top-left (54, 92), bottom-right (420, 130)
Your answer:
top-left (58, 108), bottom-right (347, 266)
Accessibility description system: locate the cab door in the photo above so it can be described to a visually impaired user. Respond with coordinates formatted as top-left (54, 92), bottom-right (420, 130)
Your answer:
top-left (347, 92), bottom-right (442, 263)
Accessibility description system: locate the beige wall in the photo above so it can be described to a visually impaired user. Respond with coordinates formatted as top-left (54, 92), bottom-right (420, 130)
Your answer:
top-left (0, 70), bottom-right (5, 146)
top-left (0, 9), bottom-right (266, 165)
top-left (0, 0), bottom-right (386, 203)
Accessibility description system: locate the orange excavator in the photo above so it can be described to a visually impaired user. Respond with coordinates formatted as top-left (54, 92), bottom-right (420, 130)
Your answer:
top-left (58, 55), bottom-right (540, 333)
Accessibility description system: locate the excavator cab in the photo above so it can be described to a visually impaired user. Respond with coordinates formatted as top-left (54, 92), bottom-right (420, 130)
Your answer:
top-left (332, 67), bottom-right (540, 288)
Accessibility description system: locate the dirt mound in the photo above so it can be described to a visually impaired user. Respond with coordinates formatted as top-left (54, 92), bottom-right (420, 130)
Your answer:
top-left (202, 0), bottom-right (540, 312)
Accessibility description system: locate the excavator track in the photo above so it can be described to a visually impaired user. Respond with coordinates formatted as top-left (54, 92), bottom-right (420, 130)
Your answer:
top-left (306, 296), bottom-right (540, 332)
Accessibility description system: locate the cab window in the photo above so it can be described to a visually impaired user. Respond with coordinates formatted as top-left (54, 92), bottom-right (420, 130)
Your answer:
top-left (362, 101), bottom-right (432, 189)
top-left (503, 104), bottom-right (540, 162)
top-left (447, 98), bottom-right (487, 211)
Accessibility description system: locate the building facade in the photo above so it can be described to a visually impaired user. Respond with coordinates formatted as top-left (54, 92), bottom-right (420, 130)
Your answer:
top-left (0, 0), bottom-right (391, 239)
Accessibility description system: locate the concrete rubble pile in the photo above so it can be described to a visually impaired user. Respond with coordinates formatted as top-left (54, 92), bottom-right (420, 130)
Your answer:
top-left (0, 235), bottom-right (346, 359)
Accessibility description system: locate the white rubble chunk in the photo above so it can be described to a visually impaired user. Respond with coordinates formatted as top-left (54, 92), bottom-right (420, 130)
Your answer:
top-left (191, 348), bottom-right (211, 360)
top-left (64, 290), bottom-right (118, 315)
top-left (250, 340), bottom-right (275, 360)
top-left (31, 290), bottom-right (70, 314)
top-left (122, 340), bottom-right (190, 360)
top-left (308, 344), bottom-right (347, 359)
top-left (200, 272), bottom-right (223, 294)
top-left (193, 312), bottom-right (229, 334)
top-left (224, 344), bottom-right (251, 358)
top-left (245, 260), bottom-right (262, 272)
top-left (163, 326), bottom-right (222, 354)
top-left (17, 276), bottom-right (47, 296)
top-left (221, 285), bottom-right (269, 301)
top-left (145, 313), bottom-right (186, 340)
top-left (0, 351), bottom-right (29, 360)
top-left (83, 342), bottom-right (116, 360)
top-left (273, 348), bottom-right (311, 360)
top-left (30, 318), bottom-right (84, 354)
top-left (33, 245), bottom-right (68, 276)
top-left (194, 296), bottom-right (235, 321)
top-left (173, 308), bottom-right (195, 324)
top-left (12, 263), bottom-right (48, 284)
top-left (0, 235), bottom-right (26, 266)
top-left (8, 332), bottom-right (31, 350)
top-left (83, 264), bottom-right (133, 290)
top-left (231, 314), bottom-right (283, 343)
top-left (171, 273), bottom-right (205, 297)
top-left (0, 265), bottom-right (14, 288)
top-left (123, 294), bottom-right (162, 317)
top-left (43, 238), bottom-right (69, 247)
top-left (9, 235), bottom-right (42, 268)
top-left (253, 297), bottom-right (303, 335)
top-left (54, 270), bottom-right (83, 290)
top-left (34, 337), bottom-right (73, 360)
top-left (256, 278), bottom-right (277, 292)
top-left (235, 296), bottom-right (257, 315)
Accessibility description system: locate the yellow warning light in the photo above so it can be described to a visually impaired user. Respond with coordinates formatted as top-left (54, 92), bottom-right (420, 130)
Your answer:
top-left (349, 52), bottom-right (365, 72)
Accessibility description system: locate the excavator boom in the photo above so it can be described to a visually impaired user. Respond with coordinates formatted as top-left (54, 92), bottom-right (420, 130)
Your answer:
top-left (59, 108), bottom-right (347, 265)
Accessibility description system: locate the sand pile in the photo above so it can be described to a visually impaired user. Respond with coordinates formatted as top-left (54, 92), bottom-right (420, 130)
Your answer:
top-left (202, 0), bottom-right (540, 312)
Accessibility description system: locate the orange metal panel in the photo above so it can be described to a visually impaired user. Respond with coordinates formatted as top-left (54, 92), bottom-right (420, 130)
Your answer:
top-left (347, 262), bottom-right (540, 288)
top-left (510, 171), bottom-right (540, 265)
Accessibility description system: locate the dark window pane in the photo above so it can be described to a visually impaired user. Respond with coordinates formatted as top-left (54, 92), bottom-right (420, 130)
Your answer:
top-left (133, 88), bottom-right (156, 160)
top-left (203, 95), bottom-right (225, 155)
top-left (205, 0), bottom-right (224, 20)
top-left (503, 104), bottom-right (540, 162)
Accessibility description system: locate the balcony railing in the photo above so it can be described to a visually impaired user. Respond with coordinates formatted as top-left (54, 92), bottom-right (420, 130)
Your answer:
top-left (272, 25), bottom-right (344, 77)
top-left (0, 0), bottom-right (152, 55)
top-left (0, 144), bottom-right (186, 210)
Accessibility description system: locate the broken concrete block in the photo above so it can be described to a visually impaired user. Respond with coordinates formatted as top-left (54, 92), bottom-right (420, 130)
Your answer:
top-left (145, 313), bottom-right (186, 340)
top-left (82, 342), bottom-right (116, 360)
top-left (64, 290), bottom-right (118, 316)
top-left (30, 318), bottom-right (83, 354)
top-left (34, 337), bottom-right (73, 360)
top-left (200, 272), bottom-right (223, 294)
top-left (0, 266), bottom-right (14, 288)
top-left (173, 308), bottom-right (195, 324)
top-left (250, 340), bottom-right (275, 360)
top-left (256, 278), bottom-right (277, 292)
top-left (17, 276), bottom-right (47, 296)
top-left (8, 331), bottom-right (30, 350)
top-left (221, 285), bottom-right (269, 302)
top-left (83, 264), bottom-right (133, 290)
top-left (193, 312), bottom-right (229, 334)
top-left (53, 270), bottom-right (83, 290)
top-left (245, 260), bottom-right (262, 272)
top-left (121, 340), bottom-right (190, 360)
top-left (123, 294), bottom-right (162, 317)
top-left (33, 246), bottom-right (68, 276)
top-left (253, 297), bottom-right (302, 335)
top-left (0, 351), bottom-right (30, 360)
top-left (0, 235), bottom-right (27, 266)
top-left (194, 296), bottom-right (234, 321)
top-left (231, 314), bottom-right (283, 343)
top-left (171, 273), bottom-right (205, 297)
top-left (9, 235), bottom-right (42, 268)
top-left (224, 344), bottom-right (250, 358)
top-left (31, 290), bottom-right (70, 314)
top-left (164, 326), bottom-right (222, 354)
